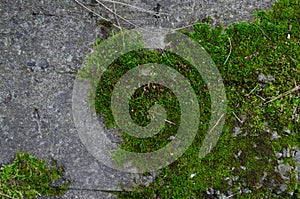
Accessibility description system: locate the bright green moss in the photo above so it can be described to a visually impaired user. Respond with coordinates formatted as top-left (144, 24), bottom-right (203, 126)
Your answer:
top-left (83, 0), bottom-right (300, 198)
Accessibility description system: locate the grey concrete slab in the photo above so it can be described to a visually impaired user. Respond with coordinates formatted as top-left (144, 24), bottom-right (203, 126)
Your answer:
top-left (0, 0), bottom-right (276, 198)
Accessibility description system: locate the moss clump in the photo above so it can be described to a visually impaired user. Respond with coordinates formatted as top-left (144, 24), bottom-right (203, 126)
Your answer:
top-left (0, 152), bottom-right (70, 199)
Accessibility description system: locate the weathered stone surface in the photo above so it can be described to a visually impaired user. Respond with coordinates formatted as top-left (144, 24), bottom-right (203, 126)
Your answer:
top-left (0, 0), bottom-right (276, 198)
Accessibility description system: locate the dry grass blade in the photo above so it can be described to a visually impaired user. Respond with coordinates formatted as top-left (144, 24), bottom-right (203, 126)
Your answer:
top-left (95, 0), bottom-right (137, 28)
top-left (100, 0), bottom-right (170, 15)
top-left (208, 113), bottom-right (225, 134)
top-left (0, 193), bottom-right (18, 199)
top-left (75, 0), bottom-right (209, 33)
top-left (74, 0), bottom-right (121, 30)
top-left (95, 0), bottom-right (162, 33)
top-left (265, 84), bottom-right (300, 104)
top-left (224, 35), bottom-right (232, 65)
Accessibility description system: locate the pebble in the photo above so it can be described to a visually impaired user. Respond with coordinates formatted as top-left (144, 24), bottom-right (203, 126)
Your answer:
top-left (278, 184), bottom-right (287, 193)
top-left (276, 152), bottom-right (282, 159)
top-left (282, 148), bottom-right (290, 158)
top-left (233, 127), bottom-right (241, 137)
top-left (284, 129), bottom-right (291, 134)
top-left (270, 131), bottom-right (280, 141)
top-left (66, 54), bottom-right (73, 62)
top-left (206, 188), bottom-right (214, 195)
top-left (277, 163), bottom-right (292, 181)
top-left (26, 58), bottom-right (49, 69)
top-left (243, 188), bottom-right (252, 194)
top-left (258, 73), bottom-right (266, 82)
top-left (190, 173), bottom-right (196, 178)
top-left (292, 147), bottom-right (300, 163)
top-left (36, 59), bottom-right (49, 69)
top-left (167, 135), bottom-right (175, 141)
top-left (258, 73), bottom-right (275, 84)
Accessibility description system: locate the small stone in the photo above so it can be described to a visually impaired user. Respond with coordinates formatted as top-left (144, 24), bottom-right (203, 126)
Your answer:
top-left (277, 163), bottom-right (292, 181)
top-left (283, 148), bottom-right (290, 157)
top-left (279, 184), bottom-right (287, 193)
top-left (277, 159), bottom-right (284, 164)
top-left (190, 173), bottom-right (196, 178)
top-left (284, 129), bottom-right (291, 134)
top-left (258, 73), bottom-right (275, 84)
top-left (232, 176), bottom-right (239, 181)
top-left (36, 59), bottom-right (49, 69)
top-left (295, 166), bottom-right (300, 180)
top-left (26, 61), bottom-right (36, 67)
top-left (258, 73), bottom-right (266, 82)
top-left (292, 147), bottom-right (300, 163)
top-left (288, 191), bottom-right (294, 196)
top-left (240, 166), bottom-right (246, 170)
top-left (270, 131), bottom-right (280, 141)
top-left (243, 188), bottom-right (252, 194)
top-left (206, 188), bottom-right (214, 195)
top-left (167, 135), bottom-right (175, 141)
top-left (66, 55), bottom-right (73, 62)
top-left (233, 127), bottom-right (241, 137)
top-left (267, 75), bottom-right (275, 83)
top-left (276, 152), bottom-right (283, 159)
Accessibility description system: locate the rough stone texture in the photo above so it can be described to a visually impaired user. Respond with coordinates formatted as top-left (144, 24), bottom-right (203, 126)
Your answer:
top-left (0, 0), bottom-right (277, 198)
top-left (82, 0), bottom-right (276, 29)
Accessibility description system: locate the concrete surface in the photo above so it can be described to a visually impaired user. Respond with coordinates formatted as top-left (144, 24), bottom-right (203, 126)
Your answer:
top-left (0, 0), bottom-right (276, 198)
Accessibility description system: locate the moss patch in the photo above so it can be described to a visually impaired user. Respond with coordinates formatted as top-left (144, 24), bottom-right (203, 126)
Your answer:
top-left (0, 152), bottom-right (70, 199)
top-left (81, 0), bottom-right (300, 198)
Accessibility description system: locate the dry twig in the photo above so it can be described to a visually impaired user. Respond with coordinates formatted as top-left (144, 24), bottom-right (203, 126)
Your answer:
top-left (208, 113), bottom-right (225, 134)
top-left (224, 35), bottom-right (232, 65)
top-left (265, 84), bottom-right (300, 104)
top-left (0, 193), bottom-right (18, 199)
top-left (95, 0), bottom-right (139, 28)
top-left (100, 0), bottom-right (170, 15)
top-left (232, 112), bottom-right (243, 124)
top-left (74, 0), bottom-right (121, 30)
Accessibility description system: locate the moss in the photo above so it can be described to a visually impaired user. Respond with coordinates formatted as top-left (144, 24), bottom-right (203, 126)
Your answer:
top-left (80, 0), bottom-right (300, 198)
top-left (0, 152), bottom-right (70, 199)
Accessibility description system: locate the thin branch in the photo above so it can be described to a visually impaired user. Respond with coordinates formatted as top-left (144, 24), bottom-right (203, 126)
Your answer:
top-left (112, 1), bottom-right (122, 31)
top-left (171, 22), bottom-right (197, 31)
top-left (265, 85), bottom-right (300, 104)
top-left (95, 0), bottom-right (160, 33)
top-left (208, 113), bottom-right (225, 134)
top-left (68, 186), bottom-right (110, 192)
top-left (74, 0), bottom-right (121, 30)
top-left (232, 112), bottom-right (243, 124)
top-left (256, 94), bottom-right (266, 101)
top-left (289, 56), bottom-right (298, 64)
top-left (0, 193), bottom-right (18, 199)
top-left (254, 23), bottom-right (271, 41)
top-left (165, 119), bottom-right (176, 125)
top-left (112, 0), bottom-right (126, 48)
top-left (75, 0), bottom-right (207, 34)
top-left (96, 0), bottom-right (141, 28)
top-left (245, 84), bottom-right (259, 96)
top-left (223, 35), bottom-right (232, 65)
top-left (100, 0), bottom-right (170, 15)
